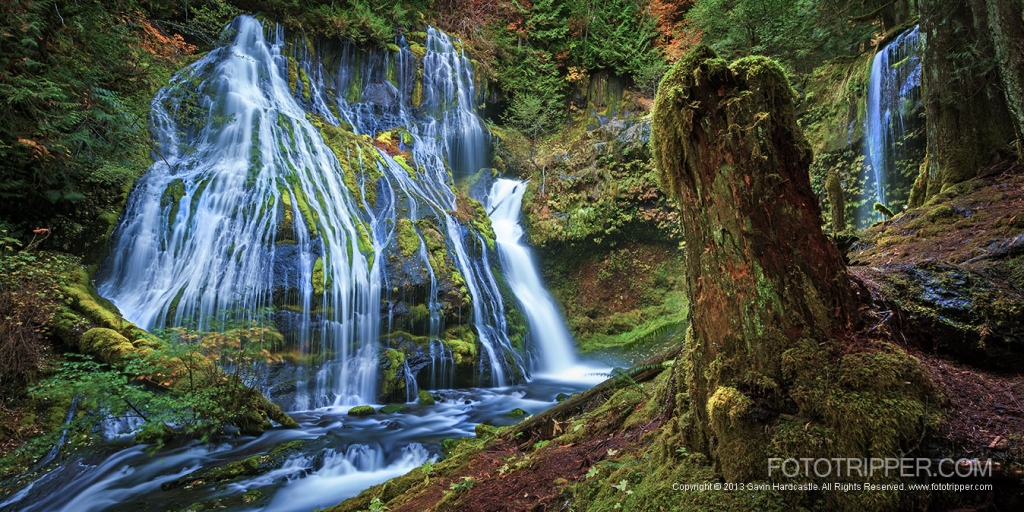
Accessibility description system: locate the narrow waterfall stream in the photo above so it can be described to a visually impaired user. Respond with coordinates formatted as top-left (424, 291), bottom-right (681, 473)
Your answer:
top-left (859, 25), bottom-right (923, 226)
top-left (488, 180), bottom-right (580, 376)
top-left (1, 16), bottom-right (604, 512)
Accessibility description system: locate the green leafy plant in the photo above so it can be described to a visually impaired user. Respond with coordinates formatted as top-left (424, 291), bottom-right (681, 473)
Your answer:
top-left (448, 476), bottom-right (475, 493)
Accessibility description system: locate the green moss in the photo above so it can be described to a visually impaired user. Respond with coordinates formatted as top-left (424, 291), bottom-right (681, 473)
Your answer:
top-left (393, 154), bottom-right (415, 177)
top-left (411, 70), bottom-right (423, 107)
top-left (62, 270), bottom-right (127, 334)
top-left (408, 42), bottom-right (426, 60)
top-left (276, 186), bottom-right (296, 243)
top-left (298, 66), bottom-right (311, 102)
top-left (776, 339), bottom-right (940, 509)
top-left (467, 195), bottom-right (496, 252)
top-left (417, 389), bottom-right (435, 405)
top-left (379, 349), bottom-right (406, 402)
top-left (311, 256), bottom-right (332, 296)
top-left (160, 179), bottom-right (186, 227)
top-left (313, 114), bottom-right (382, 208)
top-left (287, 56), bottom-right (298, 93)
top-left (80, 327), bottom-right (134, 363)
top-left (380, 404), bottom-right (405, 414)
top-left (874, 202), bottom-right (896, 219)
top-left (504, 408), bottom-right (528, 417)
top-left (444, 325), bottom-right (479, 367)
top-left (409, 303), bottom-right (430, 326)
top-left (446, 339), bottom-right (477, 366)
top-left (355, 221), bottom-right (375, 268)
top-left (798, 54), bottom-right (873, 156)
top-left (284, 180), bottom-right (319, 237)
top-left (926, 204), bottom-right (955, 223)
top-left (348, 405), bottom-right (376, 416)
top-left (396, 218), bottom-right (420, 258)
top-left (207, 453), bottom-right (261, 480)
top-left (381, 330), bottom-right (432, 349)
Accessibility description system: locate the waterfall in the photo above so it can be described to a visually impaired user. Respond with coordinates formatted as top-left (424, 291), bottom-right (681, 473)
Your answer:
top-left (488, 179), bottom-right (577, 374)
top-left (98, 16), bottom-right (529, 407)
top-left (860, 25), bottom-right (923, 226)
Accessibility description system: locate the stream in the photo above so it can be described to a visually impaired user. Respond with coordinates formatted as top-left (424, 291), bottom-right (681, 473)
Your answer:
top-left (2, 373), bottom-right (603, 512)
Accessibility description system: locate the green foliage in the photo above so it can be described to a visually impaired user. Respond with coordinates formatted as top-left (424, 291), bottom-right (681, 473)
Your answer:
top-left (504, 93), bottom-right (559, 142)
top-left (0, 1), bottom-right (190, 254)
top-left (160, 1), bottom-right (244, 46)
top-left (368, 497), bottom-right (390, 512)
top-left (0, 248), bottom-right (81, 389)
top-left (490, 0), bottom-right (663, 134)
top-left (234, 0), bottom-right (431, 44)
top-left (447, 476), bottom-right (475, 493)
top-left (17, 311), bottom-right (285, 460)
top-left (686, 0), bottom-right (875, 73)
top-left (571, 0), bottom-right (663, 79)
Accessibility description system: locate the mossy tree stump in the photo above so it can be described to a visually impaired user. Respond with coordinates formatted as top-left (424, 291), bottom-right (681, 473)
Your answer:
top-left (652, 48), bottom-right (937, 504)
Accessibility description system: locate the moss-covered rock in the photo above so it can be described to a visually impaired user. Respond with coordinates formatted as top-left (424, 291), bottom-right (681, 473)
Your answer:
top-left (160, 178), bottom-right (187, 227)
top-left (311, 256), bottom-right (330, 297)
top-left (62, 268), bottom-right (128, 334)
top-left (504, 408), bottom-right (527, 418)
top-left (417, 389), bottom-right (435, 405)
top-left (857, 263), bottom-right (1024, 370)
top-left (378, 349), bottom-right (407, 403)
top-left (79, 328), bottom-right (135, 362)
top-left (348, 405), bottom-right (376, 416)
top-left (396, 218), bottom-right (420, 258)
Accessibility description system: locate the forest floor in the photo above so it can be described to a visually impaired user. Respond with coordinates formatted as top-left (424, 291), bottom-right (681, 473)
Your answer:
top-left (850, 157), bottom-right (1024, 466)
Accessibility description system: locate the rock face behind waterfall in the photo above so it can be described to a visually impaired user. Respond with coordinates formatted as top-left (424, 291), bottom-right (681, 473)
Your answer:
top-left (99, 17), bottom-right (528, 409)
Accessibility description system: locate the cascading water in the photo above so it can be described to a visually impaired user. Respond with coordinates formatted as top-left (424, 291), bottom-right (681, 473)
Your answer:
top-left (860, 25), bottom-right (923, 226)
top-left (98, 16), bottom-right (526, 407)
top-left (488, 179), bottom-right (577, 374)
top-left (99, 17), bottom-right (382, 406)
top-left (6, 16), bottom-right (605, 512)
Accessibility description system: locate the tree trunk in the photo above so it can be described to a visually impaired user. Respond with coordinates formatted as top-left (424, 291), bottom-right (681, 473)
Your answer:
top-left (652, 49), bottom-right (937, 502)
top-left (911, 0), bottom-right (1015, 205)
top-left (652, 47), bottom-right (856, 480)
top-left (986, 0), bottom-right (1024, 159)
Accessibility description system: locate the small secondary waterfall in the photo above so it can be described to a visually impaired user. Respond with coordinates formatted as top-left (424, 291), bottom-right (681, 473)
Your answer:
top-left (488, 179), bottom-right (577, 374)
top-left (98, 16), bottom-right (545, 407)
top-left (860, 25), bottom-right (923, 226)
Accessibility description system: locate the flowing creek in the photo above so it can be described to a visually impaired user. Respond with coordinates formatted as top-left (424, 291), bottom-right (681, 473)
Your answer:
top-left (2, 16), bottom-right (606, 512)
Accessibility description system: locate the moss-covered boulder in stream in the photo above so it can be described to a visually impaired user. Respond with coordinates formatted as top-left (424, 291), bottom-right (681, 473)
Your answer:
top-left (348, 405), bottom-right (376, 416)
